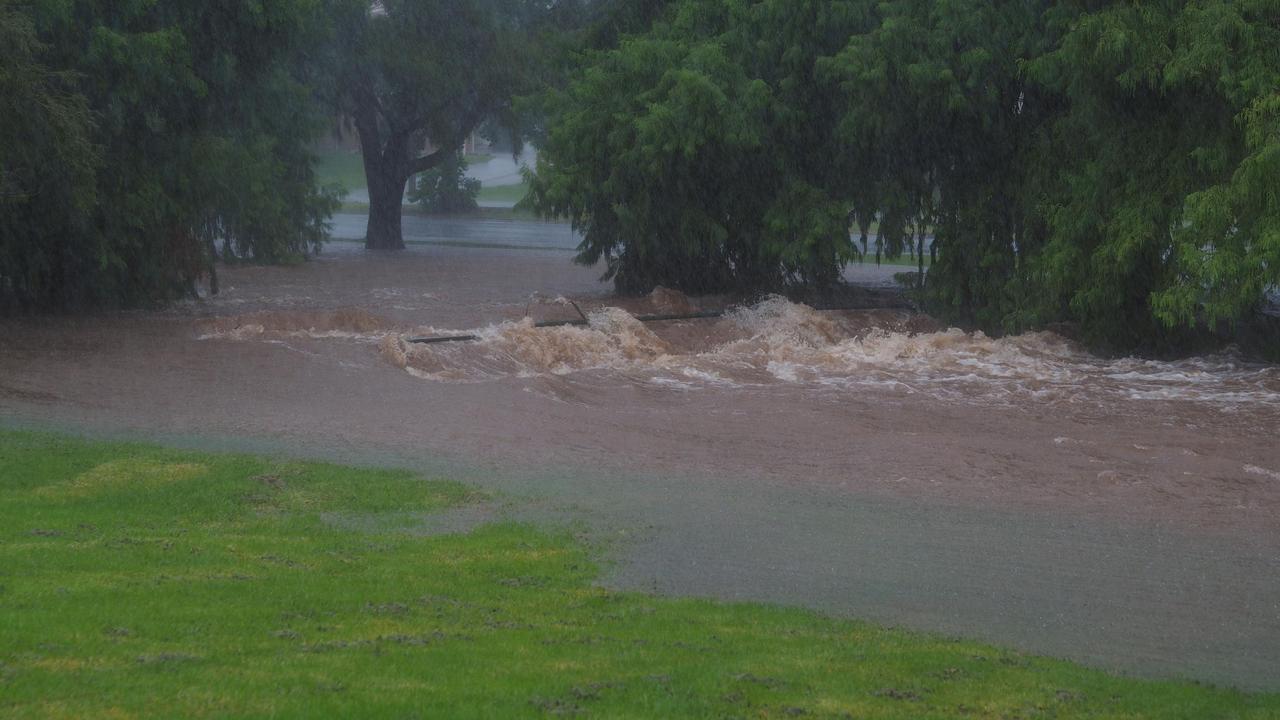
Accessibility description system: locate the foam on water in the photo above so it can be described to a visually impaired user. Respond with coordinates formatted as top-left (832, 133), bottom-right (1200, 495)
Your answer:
top-left (205, 297), bottom-right (1280, 413)
top-left (805, 326), bottom-right (1280, 408)
top-left (381, 308), bottom-right (676, 383)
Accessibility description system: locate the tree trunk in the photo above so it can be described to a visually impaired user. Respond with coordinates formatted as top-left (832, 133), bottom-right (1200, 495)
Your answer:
top-left (916, 224), bottom-right (925, 288)
top-left (206, 234), bottom-right (219, 296)
top-left (353, 111), bottom-right (410, 251)
top-left (351, 93), bottom-right (457, 251)
top-left (365, 168), bottom-right (407, 250)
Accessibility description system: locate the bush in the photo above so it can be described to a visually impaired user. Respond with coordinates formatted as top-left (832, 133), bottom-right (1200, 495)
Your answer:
top-left (409, 152), bottom-right (481, 214)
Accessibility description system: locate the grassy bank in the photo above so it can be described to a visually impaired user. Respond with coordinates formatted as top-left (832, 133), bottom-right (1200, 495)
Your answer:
top-left (2, 432), bottom-right (1275, 718)
top-left (315, 151), bottom-right (367, 194)
top-left (335, 202), bottom-right (554, 223)
top-left (477, 180), bottom-right (531, 204)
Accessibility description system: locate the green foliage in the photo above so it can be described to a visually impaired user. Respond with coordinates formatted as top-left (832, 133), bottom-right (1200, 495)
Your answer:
top-left (825, 0), bottom-right (1054, 331)
top-left (535, 0), bottom-right (1280, 353)
top-left (1025, 0), bottom-right (1280, 351)
top-left (409, 152), bottom-right (482, 214)
top-left (5, 431), bottom-right (1279, 717)
top-left (0, 0), bottom-right (98, 311)
top-left (530, 0), bottom-right (872, 294)
top-left (0, 0), bottom-right (338, 311)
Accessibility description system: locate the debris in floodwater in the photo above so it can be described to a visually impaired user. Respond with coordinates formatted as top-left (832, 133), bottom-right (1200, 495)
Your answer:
top-left (194, 295), bottom-right (1280, 413)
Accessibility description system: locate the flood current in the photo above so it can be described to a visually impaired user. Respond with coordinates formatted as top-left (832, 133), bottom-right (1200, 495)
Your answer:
top-left (2, 227), bottom-right (1278, 688)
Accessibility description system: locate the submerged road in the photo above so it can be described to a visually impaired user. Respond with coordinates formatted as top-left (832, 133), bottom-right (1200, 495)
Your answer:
top-left (2, 220), bottom-right (1277, 690)
top-left (328, 213), bottom-right (907, 287)
top-left (329, 213), bottom-right (580, 251)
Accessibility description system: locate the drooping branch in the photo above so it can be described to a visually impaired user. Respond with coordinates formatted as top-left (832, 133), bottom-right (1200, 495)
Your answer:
top-left (407, 103), bottom-right (489, 176)
top-left (408, 147), bottom-right (451, 176)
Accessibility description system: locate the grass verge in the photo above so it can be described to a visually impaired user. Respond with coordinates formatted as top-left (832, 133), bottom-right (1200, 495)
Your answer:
top-left (314, 151), bottom-right (366, 194)
top-left (2, 431), bottom-right (1276, 718)
top-left (477, 181), bottom-right (531, 204)
top-left (336, 202), bottom-right (557, 223)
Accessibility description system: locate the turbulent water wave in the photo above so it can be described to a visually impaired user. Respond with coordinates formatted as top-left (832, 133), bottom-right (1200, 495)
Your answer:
top-left (203, 298), bottom-right (1280, 412)
top-left (382, 308), bottom-right (675, 383)
top-left (807, 329), bottom-right (1280, 408)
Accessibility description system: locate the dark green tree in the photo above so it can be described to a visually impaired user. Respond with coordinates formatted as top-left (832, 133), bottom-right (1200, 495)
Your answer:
top-left (535, 0), bottom-right (1280, 353)
top-left (825, 0), bottom-right (1056, 325)
top-left (0, 0), bottom-right (98, 310)
top-left (2, 0), bottom-right (337, 310)
top-left (1023, 0), bottom-right (1280, 351)
top-left (529, 0), bottom-right (873, 294)
top-left (830, 0), bottom-right (1280, 352)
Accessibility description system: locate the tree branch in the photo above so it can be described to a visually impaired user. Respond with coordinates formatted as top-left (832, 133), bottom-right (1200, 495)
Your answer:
top-left (406, 104), bottom-right (488, 176)
top-left (409, 148), bottom-right (451, 175)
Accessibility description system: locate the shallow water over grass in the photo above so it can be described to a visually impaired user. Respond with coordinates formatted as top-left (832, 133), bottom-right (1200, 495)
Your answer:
top-left (4, 432), bottom-right (1277, 718)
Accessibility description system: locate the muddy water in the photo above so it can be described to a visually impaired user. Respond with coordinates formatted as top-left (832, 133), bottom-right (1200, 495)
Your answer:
top-left (374, 297), bottom-right (1280, 421)
top-left (2, 236), bottom-right (1279, 688)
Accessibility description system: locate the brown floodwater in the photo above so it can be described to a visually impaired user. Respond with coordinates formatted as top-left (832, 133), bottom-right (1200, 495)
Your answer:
top-left (3, 235), bottom-right (1278, 688)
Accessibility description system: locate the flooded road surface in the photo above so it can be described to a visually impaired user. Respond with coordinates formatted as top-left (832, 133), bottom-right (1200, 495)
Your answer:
top-left (3, 230), bottom-right (1278, 689)
top-left (329, 213), bottom-right (580, 251)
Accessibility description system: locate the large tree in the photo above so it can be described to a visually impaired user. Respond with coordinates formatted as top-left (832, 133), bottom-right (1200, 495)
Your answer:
top-left (533, 0), bottom-right (1280, 355)
top-left (2, 0), bottom-right (337, 311)
top-left (1025, 0), bottom-right (1280, 351)
top-left (0, 0), bottom-right (97, 311)
top-left (826, 0), bottom-right (1058, 326)
top-left (528, 0), bottom-right (873, 294)
top-left (330, 0), bottom-right (552, 250)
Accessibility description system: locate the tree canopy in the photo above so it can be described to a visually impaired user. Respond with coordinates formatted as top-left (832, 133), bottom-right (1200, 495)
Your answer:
top-left (530, 0), bottom-right (1280, 353)
top-left (0, 0), bottom-right (337, 310)
top-left (528, 1), bottom-right (873, 293)
top-left (0, 0), bottom-right (98, 310)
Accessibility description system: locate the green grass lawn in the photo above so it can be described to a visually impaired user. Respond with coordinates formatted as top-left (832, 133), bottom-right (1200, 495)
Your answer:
top-left (477, 180), bottom-right (531, 204)
top-left (4, 431), bottom-right (1275, 718)
top-left (314, 151), bottom-right (367, 194)
top-left (335, 202), bottom-right (553, 223)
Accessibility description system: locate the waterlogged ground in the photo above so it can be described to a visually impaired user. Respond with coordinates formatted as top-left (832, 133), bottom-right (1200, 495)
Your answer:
top-left (5, 433), bottom-right (1277, 718)
top-left (2, 232), bottom-right (1279, 689)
